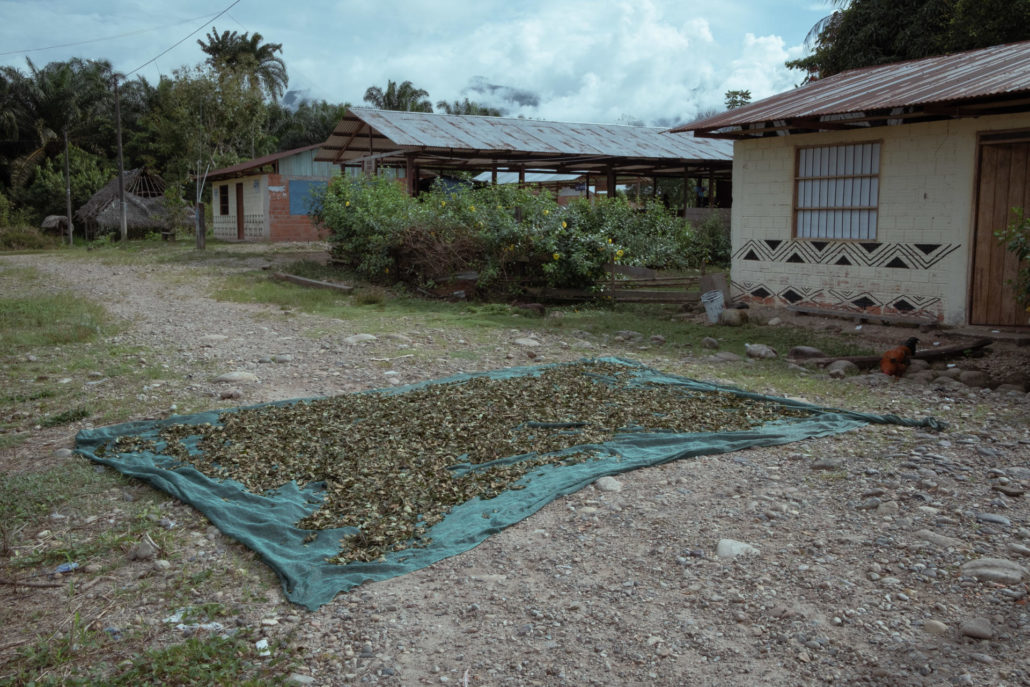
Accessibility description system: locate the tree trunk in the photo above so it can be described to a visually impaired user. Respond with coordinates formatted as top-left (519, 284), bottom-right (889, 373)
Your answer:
top-left (63, 129), bottom-right (73, 246)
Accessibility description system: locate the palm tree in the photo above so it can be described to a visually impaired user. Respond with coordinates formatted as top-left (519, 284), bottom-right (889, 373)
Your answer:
top-left (197, 27), bottom-right (288, 102)
top-left (435, 98), bottom-right (502, 116)
top-left (363, 80), bottom-right (433, 112)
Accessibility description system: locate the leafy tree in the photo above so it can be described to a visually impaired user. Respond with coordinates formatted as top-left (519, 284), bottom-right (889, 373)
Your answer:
top-left (435, 98), bottom-right (502, 116)
top-left (197, 27), bottom-right (288, 102)
top-left (143, 65), bottom-right (269, 185)
top-left (363, 80), bottom-right (433, 112)
top-left (23, 146), bottom-right (112, 219)
top-left (267, 100), bottom-right (349, 150)
top-left (788, 0), bottom-right (1030, 80)
top-left (724, 89), bottom-right (751, 109)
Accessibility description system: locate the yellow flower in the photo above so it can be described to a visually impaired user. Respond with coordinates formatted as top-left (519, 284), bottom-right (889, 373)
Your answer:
top-left (615, 249), bottom-right (624, 260)
top-left (561, 221), bottom-right (567, 228)
top-left (544, 209), bottom-right (549, 215)
top-left (384, 267), bottom-right (389, 273)
top-left (607, 237), bottom-right (612, 244)
top-left (345, 201), bottom-right (350, 207)
top-left (469, 205), bottom-right (475, 212)
top-left (553, 252), bottom-right (560, 261)
top-left (508, 244), bottom-right (515, 251)
top-left (440, 200), bottom-right (446, 207)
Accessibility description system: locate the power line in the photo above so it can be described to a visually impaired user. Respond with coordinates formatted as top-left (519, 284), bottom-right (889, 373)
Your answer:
top-left (0, 11), bottom-right (226, 57)
top-left (126, 0), bottom-right (241, 77)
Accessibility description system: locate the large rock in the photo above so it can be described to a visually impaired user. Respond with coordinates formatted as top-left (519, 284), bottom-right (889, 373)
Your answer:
top-left (718, 309), bottom-right (748, 326)
top-left (716, 539), bottom-right (760, 559)
top-left (827, 360), bottom-right (859, 378)
top-left (960, 558), bottom-right (1028, 584)
top-left (212, 371), bottom-right (259, 384)
top-left (788, 345), bottom-right (826, 359)
top-left (344, 333), bottom-right (378, 345)
top-left (958, 369), bottom-right (993, 388)
top-left (744, 343), bottom-right (778, 359)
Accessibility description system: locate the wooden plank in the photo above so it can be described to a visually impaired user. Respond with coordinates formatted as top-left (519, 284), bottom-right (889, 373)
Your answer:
top-left (787, 305), bottom-right (937, 326)
top-left (271, 272), bottom-right (354, 293)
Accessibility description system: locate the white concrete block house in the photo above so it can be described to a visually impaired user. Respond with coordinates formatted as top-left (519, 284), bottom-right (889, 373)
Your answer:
top-left (673, 40), bottom-right (1030, 327)
top-left (208, 144), bottom-right (339, 242)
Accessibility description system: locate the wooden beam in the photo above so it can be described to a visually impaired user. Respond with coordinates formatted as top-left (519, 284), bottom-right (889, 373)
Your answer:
top-left (333, 123), bottom-right (368, 165)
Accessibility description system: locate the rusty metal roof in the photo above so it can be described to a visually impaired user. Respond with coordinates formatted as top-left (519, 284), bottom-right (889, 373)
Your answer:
top-left (208, 143), bottom-right (323, 180)
top-left (672, 40), bottom-right (1030, 139)
top-left (316, 107), bottom-right (732, 178)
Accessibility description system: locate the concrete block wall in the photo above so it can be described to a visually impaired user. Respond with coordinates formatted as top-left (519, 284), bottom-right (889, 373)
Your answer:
top-left (730, 112), bottom-right (1030, 324)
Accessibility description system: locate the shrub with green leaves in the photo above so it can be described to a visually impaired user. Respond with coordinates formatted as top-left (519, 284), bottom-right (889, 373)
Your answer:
top-left (996, 207), bottom-right (1030, 308)
top-left (315, 175), bottom-right (711, 294)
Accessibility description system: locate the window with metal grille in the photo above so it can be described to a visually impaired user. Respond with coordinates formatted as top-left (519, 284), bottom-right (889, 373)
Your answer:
top-left (219, 185), bottom-right (229, 215)
top-left (795, 142), bottom-right (879, 240)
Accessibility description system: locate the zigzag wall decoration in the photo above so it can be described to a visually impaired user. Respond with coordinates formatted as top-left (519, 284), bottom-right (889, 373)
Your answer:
top-left (735, 282), bottom-right (942, 318)
top-left (734, 239), bottom-right (960, 270)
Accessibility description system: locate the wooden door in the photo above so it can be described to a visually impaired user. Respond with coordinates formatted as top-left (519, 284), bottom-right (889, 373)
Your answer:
top-left (235, 182), bottom-right (245, 240)
top-left (970, 141), bottom-right (1030, 326)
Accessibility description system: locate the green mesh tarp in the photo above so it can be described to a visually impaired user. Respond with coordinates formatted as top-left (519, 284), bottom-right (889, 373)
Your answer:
top-left (75, 357), bottom-right (943, 610)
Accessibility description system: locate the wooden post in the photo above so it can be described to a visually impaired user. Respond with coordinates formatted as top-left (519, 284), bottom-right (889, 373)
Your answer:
top-left (606, 166), bottom-right (616, 199)
top-left (113, 75), bottom-right (127, 242)
top-left (585, 174), bottom-right (590, 200)
top-left (491, 165), bottom-right (497, 186)
top-left (682, 168), bottom-right (690, 217)
top-left (62, 129), bottom-right (74, 245)
top-left (405, 154), bottom-right (416, 196)
top-left (196, 202), bottom-right (206, 250)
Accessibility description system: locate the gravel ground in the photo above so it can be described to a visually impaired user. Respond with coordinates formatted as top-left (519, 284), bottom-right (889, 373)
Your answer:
top-left (2, 247), bottom-right (1029, 686)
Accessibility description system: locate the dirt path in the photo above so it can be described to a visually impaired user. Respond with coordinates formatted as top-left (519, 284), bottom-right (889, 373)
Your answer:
top-left (2, 249), bottom-right (1029, 686)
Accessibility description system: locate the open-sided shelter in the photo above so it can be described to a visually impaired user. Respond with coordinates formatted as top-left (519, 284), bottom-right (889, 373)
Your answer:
top-left (672, 40), bottom-right (1030, 327)
top-left (207, 144), bottom-right (340, 242)
top-left (315, 107), bottom-right (733, 210)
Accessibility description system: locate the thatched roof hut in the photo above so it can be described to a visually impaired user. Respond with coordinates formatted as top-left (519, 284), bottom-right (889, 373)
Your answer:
top-left (76, 168), bottom-right (193, 239)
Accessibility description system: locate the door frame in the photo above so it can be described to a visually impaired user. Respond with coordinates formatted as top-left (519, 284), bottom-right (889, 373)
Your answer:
top-left (235, 182), bottom-right (245, 240)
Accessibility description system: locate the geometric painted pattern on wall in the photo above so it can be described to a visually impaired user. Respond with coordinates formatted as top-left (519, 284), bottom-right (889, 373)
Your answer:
top-left (737, 281), bottom-right (942, 320)
top-left (734, 239), bottom-right (960, 269)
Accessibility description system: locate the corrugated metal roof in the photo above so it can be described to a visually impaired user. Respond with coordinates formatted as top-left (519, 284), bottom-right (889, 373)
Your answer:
top-left (208, 143), bottom-right (323, 179)
top-left (672, 40), bottom-right (1030, 138)
top-left (317, 107), bottom-right (732, 167)
top-left (472, 171), bottom-right (583, 184)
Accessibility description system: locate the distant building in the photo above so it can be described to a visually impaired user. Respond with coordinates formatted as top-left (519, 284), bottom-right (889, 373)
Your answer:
top-left (207, 144), bottom-right (340, 242)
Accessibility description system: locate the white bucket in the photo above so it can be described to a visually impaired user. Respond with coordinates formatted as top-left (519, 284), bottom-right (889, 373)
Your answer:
top-left (701, 289), bottom-right (725, 323)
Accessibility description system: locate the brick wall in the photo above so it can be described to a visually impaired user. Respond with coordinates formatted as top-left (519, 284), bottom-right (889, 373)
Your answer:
top-left (267, 173), bottom-right (331, 242)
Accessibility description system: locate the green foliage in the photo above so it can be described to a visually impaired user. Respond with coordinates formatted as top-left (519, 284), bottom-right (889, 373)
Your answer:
top-left (789, 0), bottom-right (1030, 80)
top-left (316, 175), bottom-right (721, 294)
top-left (21, 146), bottom-right (112, 222)
top-left (995, 207), bottom-right (1030, 308)
top-left (197, 27), bottom-right (288, 103)
top-left (436, 98), bottom-right (503, 116)
top-left (679, 211), bottom-right (731, 269)
top-left (724, 89), bottom-right (752, 109)
top-left (0, 225), bottom-right (58, 250)
top-left (363, 79), bottom-right (433, 112)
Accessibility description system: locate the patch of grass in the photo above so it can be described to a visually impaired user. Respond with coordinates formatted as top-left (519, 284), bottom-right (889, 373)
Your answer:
top-left (40, 406), bottom-right (90, 428)
top-left (6, 634), bottom-right (290, 686)
top-left (0, 293), bottom-right (113, 349)
top-left (0, 225), bottom-right (61, 251)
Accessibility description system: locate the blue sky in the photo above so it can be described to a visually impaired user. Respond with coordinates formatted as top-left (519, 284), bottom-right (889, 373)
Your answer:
top-left (0, 0), bottom-right (829, 126)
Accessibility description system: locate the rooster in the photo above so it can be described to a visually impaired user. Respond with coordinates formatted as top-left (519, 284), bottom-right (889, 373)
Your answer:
top-left (880, 337), bottom-right (919, 379)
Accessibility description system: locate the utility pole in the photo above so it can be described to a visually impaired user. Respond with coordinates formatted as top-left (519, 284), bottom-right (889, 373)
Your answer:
top-left (113, 74), bottom-right (127, 242)
top-left (63, 128), bottom-right (73, 246)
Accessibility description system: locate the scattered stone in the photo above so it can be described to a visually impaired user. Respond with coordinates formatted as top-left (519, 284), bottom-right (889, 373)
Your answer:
top-left (153, 559), bottom-right (171, 571)
top-left (744, 343), bottom-right (777, 359)
top-left (382, 333), bottom-right (413, 344)
top-left (960, 558), bottom-right (1028, 584)
top-left (767, 317), bottom-right (782, 326)
top-left (200, 334), bottom-right (228, 344)
top-left (614, 330), bottom-right (643, 342)
top-left (827, 360), bottom-right (860, 378)
top-left (701, 336), bottom-right (720, 349)
top-left (271, 354), bottom-right (293, 363)
top-left (1007, 543), bottom-right (1030, 557)
top-left (219, 389), bottom-right (243, 400)
top-left (716, 539), bottom-right (760, 559)
top-left (287, 675), bottom-right (316, 686)
top-left (127, 533), bottom-right (159, 561)
top-left (649, 334), bottom-right (666, 345)
top-left (907, 358), bottom-right (930, 373)
top-left (212, 371), bottom-right (259, 384)
top-left (710, 351), bottom-right (743, 363)
top-left (53, 448), bottom-right (74, 459)
top-left (923, 619), bottom-right (949, 636)
top-left (959, 617), bottom-right (994, 640)
top-left (514, 337), bottom-right (541, 347)
top-left (958, 370), bottom-right (992, 388)
top-left (993, 484), bottom-right (1026, 498)
top-left (976, 512), bottom-right (1012, 527)
top-left (344, 334), bottom-right (377, 345)
top-left (788, 345), bottom-right (826, 359)
top-left (595, 476), bottom-right (622, 493)
top-left (810, 457), bottom-right (844, 471)
top-left (915, 529), bottom-right (964, 549)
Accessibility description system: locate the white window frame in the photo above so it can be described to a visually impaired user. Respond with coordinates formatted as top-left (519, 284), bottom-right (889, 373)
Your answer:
top-left (794, 141), bottom-right (880, 240)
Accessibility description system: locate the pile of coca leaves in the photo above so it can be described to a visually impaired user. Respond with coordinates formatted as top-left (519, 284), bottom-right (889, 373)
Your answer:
top-left (114, 361), bottom-right (813, 563)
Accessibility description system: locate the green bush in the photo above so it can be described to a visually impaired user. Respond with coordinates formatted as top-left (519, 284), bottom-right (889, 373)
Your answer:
top-left (0, 224), bottom-right (61, 251)
top-left (678, 211), bottom-right (731, 269)
top-left (315, 175), bottom-right (706, 294)
top-left (996, 207), bottom-right (1030, 308)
